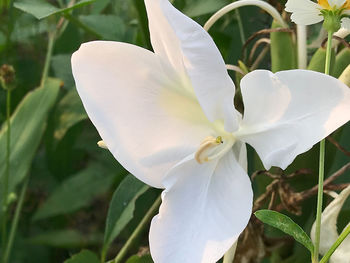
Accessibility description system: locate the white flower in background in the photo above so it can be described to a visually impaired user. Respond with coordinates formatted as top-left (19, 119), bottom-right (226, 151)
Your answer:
top-left (71, 0), bottom-right (350, 262)
top-left (311, 185), bottom-right (350, 262)
top-left (285, 0), bottom-right (350, 31)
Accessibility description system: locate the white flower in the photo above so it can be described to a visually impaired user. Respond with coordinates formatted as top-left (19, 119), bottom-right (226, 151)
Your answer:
top-left (285, 0), bottom-right (350, 30)
top-left (71, 0), bottom-right (350, 262)
top-left (311, 185), bottom-right (350, 262)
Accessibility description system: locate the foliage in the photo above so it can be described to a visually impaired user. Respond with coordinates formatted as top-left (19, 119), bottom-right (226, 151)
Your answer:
top-left (0, 0), bottom-right (349, 262)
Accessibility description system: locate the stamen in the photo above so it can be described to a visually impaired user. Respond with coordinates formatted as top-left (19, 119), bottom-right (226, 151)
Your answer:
top-left (195, 135), bottom-right (234, 164)
top-left (195, 136), bottom-right (219, 164)
top-left (97, 140), bottom-right (108, 149)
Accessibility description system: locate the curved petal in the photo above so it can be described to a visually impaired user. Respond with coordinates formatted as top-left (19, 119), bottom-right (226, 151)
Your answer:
top-left (285, 0), bottom-right (324, 25)
top-left (149, 149), bottom-right (253, 263)
top-left (328, 0), bottom-right (346, 8)
top-left (236, 70), bottom-right (350, 170)
top-left (311, 185), bottom-right (350, 256)
top-left (144, 0), bottom-right (238, 132)
top-left (71, 41), bottom-right (216, 188)
top-left (341, 17), bottom-right (350, 31)
top-left (331, 222), bottom-right (350, 263)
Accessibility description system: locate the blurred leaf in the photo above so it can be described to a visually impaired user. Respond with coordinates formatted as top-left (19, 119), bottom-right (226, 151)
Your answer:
top-left (11, 15), bottom-right (49, 43)
top-left (0, 79), bottom-right (60, 205)
top-left (334, 48), bottom-right (350, 78)
top-left (51, 54), bottom-right (75, 88)
top-left (91, 0), bottom-right (110, 14)
top-left (184, 0), bottom-right (227, 17)
top-left (14, 0), bottom-right (95, 20)
top-left (79, 14), bottom-right (125, 40)
top-left (52, 89), bottom-right (87, 141)
top-left (27, 229), bottom-right (102, 248)
top-left (307, 47), bottom-right (335, 76)
top-left (270, 21), bottom-right (297, 72)
top-left (64, 250), bottom-right (100, 263)
top-left (255, 210), bottom-right (314, 255)
top-left (126, 254), bottom-right (153, 263)
top-left (32, 162), bottom-right (117, 220)
top-left (103, 175), bottom-right (149, 251)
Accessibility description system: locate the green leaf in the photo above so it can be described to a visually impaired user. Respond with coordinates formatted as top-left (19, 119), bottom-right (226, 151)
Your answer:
top-left (27, 229), bottom-right (102, 248)
top-left (255, 210), bottom-right (314, 255)
top-left (79, 15), bottom-right (125, 40)
top-left (0, 79), bottom-right (60, 205)
top-left (14, 0), bottom-right (95, 20)
top-left (51, 54), bottom-right (75, 88)
top-left (270, 21), bottom-right (297, 72)
top-left (184, 0), bottom-right (227, 17)
top-left (126, 254), bottom-right (153, 263)
top-left (334, 48), bottom-right (350, 78)
top-left (32, 163), bottom-right (117, 220)
top-left (64, 250), bottom-right (100, 263)
top-left (52, 89), bottom-right (87, 141)
top-left (307, 47), bottom-right (335, 76)
top-left (103, 175), bottom-right (149, 251)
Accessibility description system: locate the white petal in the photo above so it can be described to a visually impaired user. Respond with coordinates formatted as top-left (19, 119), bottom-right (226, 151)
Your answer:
top-left (236, 70), bottom-right (350, 170)
top-left (144, 0), bottom-right (238, 132)
top-left (341, 17), bottom-right (350, 31)
top-left (285, 0), bottom-right (323, 25)
top-left (311, 185), bottom-right (350, 256)
top-left (330, 222), bottom-right (350, 263)
top-left (327, 0), bottom-right (346, 8)
top-left (150, 149), bottom-right (253, 263)
top-left (71, 41), bottom-right (215, 188)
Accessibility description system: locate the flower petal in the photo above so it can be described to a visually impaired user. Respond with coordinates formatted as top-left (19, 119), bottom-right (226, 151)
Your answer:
top-left (328, 0), bottom-right (346, 8)
top-left (341, 17), bottom-right (350, 31)
top-left (144, 0), bottom-right (238, 131)
top-left (71, 41), bottom-right (216, 188)
top-left (311, 185), bottom-right (350, 256)
top-left (149, 148), bottom-right (253, 263)
top-left (236, 70), bottom-right (350, 170)
top-left (330, 222), bottom-right (350, 263)
top-left (285, 0), bottom-right (323, 25)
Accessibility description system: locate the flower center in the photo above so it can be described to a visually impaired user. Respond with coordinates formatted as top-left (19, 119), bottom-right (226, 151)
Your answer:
top-left (195, 135), bottom-right (235, 164)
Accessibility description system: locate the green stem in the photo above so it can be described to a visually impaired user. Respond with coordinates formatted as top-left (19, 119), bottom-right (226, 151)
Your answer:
top-left (1, 88), bottom-right (11, 253)
top-left (3, 176), bottom-right (29, 263)
top-left (40, 32), bottom-right (56, 88)
top-left (113, 196), bottom-right (161, 263)
top-left (324, 32), bottom-right (333, 76)
top-left (235, 9), bottom-right (245, 45)
top-left (313, 31), bottom-right (333, 263)
top-left (319, 224), bottom-right (350, 263)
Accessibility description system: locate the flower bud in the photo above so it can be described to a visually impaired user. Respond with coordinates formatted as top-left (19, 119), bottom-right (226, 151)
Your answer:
top-left (322, 10), bottom-right (342, 33)
top-left (0, 64), bottom-right (16, 91)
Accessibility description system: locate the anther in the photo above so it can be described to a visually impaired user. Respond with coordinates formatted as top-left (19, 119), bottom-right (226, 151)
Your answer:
top-left (97, 140), bottom-right (108, 149)
top-left (195, 136), bottom-right (220, 164)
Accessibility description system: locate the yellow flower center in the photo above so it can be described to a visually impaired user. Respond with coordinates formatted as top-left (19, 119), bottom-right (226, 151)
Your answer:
top-left (195, 135), bottom-right (235, 164)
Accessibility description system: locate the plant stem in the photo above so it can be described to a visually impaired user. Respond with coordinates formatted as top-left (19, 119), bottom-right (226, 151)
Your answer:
top-left (313, 30), bottom-right (333, 263)
top-left (297, 25), bottom-right (307, 69)
top-left (40, 32), bottom-right (56, 88)
top-left (3, 176), bottom-right (29, 263)
top-left (324, 32), bottom-right (333, 76)
top-left (1, 88), bottom-right (11, 253)
top-left (319, 223), bottom-right (350, 263)
top-left (113, 196), bottom-right (161, 263)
